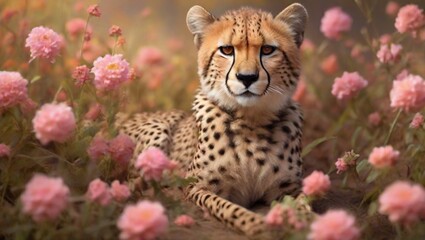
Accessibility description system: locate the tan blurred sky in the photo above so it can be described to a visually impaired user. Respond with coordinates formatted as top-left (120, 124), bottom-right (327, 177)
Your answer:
top-left (96, 0), bottom-right (424, 56)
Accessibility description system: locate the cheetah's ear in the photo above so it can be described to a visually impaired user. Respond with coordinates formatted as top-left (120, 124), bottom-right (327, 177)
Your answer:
top-left (275, 3), bottom-right (308, 48)
top-left (186, 5), bottom-right (215, 48)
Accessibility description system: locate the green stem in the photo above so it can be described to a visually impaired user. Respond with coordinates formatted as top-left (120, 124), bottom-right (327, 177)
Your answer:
top-left (112, 36), bottom-right (118, 55)
top-left (53, 84), bottom-right (64, 102)
top-left (1, 157), bottom-right (13, 204)
top-left (395, 224), bottom-right (403, 239)
top-left (79, 15), bottom-right (92, 61)
top-left (384, 109), bottom-right (402, 145)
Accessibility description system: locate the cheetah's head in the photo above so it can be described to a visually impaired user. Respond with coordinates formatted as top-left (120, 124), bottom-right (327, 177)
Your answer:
top-left (187, 4), bottom-right (307, 112)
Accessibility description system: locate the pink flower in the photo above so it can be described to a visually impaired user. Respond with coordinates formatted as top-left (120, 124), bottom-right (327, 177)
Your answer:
top-left (292, 79), bottom-right (307, 102)
top-left (109, 25), bottom-right (122, 37)
top-left (302, 171), bottom-right (331, 197)
top-left (108, 133), bottom-right (135, 167)
top-left (66, 18), bottom-right (92, 39)
top-left (390, 74), bottom-right (425, 112)
top-left (91, 54), bottom-right (130, 91)
top-left (84, 103), bottom-right (102, 121)
top-left (117, 201), bottom-right (168, 240)
top-left (368, 112), bottom-right (382, 126)
top-left (1, 8), bottom-right (18, 22)
top-left (410, 113), bottom-right (424, 129)
top-left (72, 65), bottom-right (91, 87)
top-left (25, 26), bottom-right (63, 62)
top-left (331, 72), bottom-right (368, 100)
top-left (167, 38), bottom-right (184, 52)
top-left (134, 47), bottom-right (164, 67)
top-left (350, 45), bottom-right (363, 59)
top-left (386, 2), bottom-right (400, 17)
top-left (379, 34), bottom-right (392, 44)
top-left (33, 103), bottom-right (76, 145)
top-left (110, 180), bottom-right (131, 202)
top-left (140, 7), bottom-right (152, 18)
top-left (368, 146), bottom-right (400, 169)
top-left (395, 5), bottom-right (424, 36)
top-left (265, 204), bottom-right (284, 227)
top-left (19, 98), bottom-right (37, 115)
top-left (396, 69), bottom-right (410, 81)
top-left (0, 71), bottom-right (28, 109)
top-left (87, 4), bottom-right (101, 17)
top-left (0, 143), bottom-right (11, 158)
top-left (87, 135), bottom-right (109, 161)
top-left (86, 178), bottom-right (111, 206)
top-left (335, 158), bottom-right (348, 174)
top-left (301, 38), bottom-right (315, 53)
top-left (320, 7), bottom-right (352, 40)
top-left (379, 181), bottom-right (425, 226)
top-left (135, 147), bottom-right (174, 181)
top-left (174, 214), bottom-right (195, 227)
top-left (320, 54), bottom-right (339, 75)
top-left (20, 174), bottom-right (70, 222)
top-left (309, 210), bottom-right (360, 240)
top-left (377, 44), bottom-right (402, 64)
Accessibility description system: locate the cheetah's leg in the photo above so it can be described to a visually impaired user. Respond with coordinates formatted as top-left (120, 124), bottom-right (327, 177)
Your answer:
top-left (187, 186), bottom-right (266, 236)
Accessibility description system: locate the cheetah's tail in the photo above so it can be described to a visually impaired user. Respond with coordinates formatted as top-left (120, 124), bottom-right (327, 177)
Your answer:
top-left (187, 186), bottom-right (266, 236)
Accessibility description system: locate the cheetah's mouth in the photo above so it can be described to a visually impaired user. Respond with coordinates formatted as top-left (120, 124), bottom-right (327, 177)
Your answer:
top-left (236, 91), bottom-right (260, 98)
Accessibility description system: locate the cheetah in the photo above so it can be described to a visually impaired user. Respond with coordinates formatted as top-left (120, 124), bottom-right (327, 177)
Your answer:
top-left (116, 3), bottom-right (309, 236)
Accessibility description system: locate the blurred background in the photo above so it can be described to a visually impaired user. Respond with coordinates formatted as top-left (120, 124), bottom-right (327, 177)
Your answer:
top-left (91, 0), bottom-right (425, 58)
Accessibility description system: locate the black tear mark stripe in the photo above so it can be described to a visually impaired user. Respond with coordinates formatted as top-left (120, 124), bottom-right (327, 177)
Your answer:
top-left (259, 52), bottom-right (270, 96)
top-left (224, 16), bottom-right (237, 95)
top-left (202, 50), bottom-right (217, 78)
top-left (225, 54), bottom-right (236, 95)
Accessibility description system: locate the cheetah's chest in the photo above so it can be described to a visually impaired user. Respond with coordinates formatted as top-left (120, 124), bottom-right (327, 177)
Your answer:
top-left (190, 96), bottom-right (303, 207)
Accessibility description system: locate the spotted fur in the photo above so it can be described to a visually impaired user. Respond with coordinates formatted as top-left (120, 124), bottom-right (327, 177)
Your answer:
top-left (117, 3), bottom-right (309, 236)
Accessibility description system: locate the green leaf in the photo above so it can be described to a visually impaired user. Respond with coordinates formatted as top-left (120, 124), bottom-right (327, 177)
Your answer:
top-left (172, 176), bottom-right (196, 188)
top-left (351, 126), bottom-right (362, 148)
top-left (301, 136), bottom-right (336, 158)
top-left (356, 159), bottom-right (369, 175)
top-left (30, 75), bottom-right (41, 84)
top-left (366, 170), bottom-right (381, 183)
top-left (368, 201), bottom-right (378, 216)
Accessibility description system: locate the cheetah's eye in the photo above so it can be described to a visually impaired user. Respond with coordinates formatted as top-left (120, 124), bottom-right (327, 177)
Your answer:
top-left (219, 46), bottom-right (234, 56)
top-left (261, 45), bottom-right (276, 55)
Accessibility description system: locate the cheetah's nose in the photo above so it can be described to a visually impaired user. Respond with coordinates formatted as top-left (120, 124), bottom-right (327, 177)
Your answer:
top-left (236, 72), bottom-right (259, 88)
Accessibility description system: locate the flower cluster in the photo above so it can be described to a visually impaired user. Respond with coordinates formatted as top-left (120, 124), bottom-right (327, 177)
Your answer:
top-left (87, 133), bottom-right (135, 168)
top-left (25, 26), bottom-right (63, 62)
top-left (91, 54), bottom-right (131, 91)
top-left (86, 178), bottom-right (130, 205)
top-left (335, 150), bottom-right (360, 174)
top-left (20, 175), bottom-right (70, 222)
top-left (135, 147), bottom-right (176, 181)
top-left (390, 74), bottom-right (425, 112)
top-left (320, 7), bottom-right (352, 40)
top-left (379, 181), bottom-right (425, 226)
top-left (368, 146), bottom-right (400, 169)
top-left (117, 201), bottom-right (168, 240)
top-left (309, 210), bottom-right (360, 240)
top-left (331, 72), bottom-right (368, 101)
top-left (302, 171), bottom-right (331, 197)
top-left (32, 103), bottom-right (76, 145)
top-left (0, 71), bottom-right (29, 109)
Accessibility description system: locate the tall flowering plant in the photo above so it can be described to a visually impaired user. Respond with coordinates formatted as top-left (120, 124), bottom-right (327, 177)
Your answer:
top-left (0, 1), bottom-right (194, 239)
